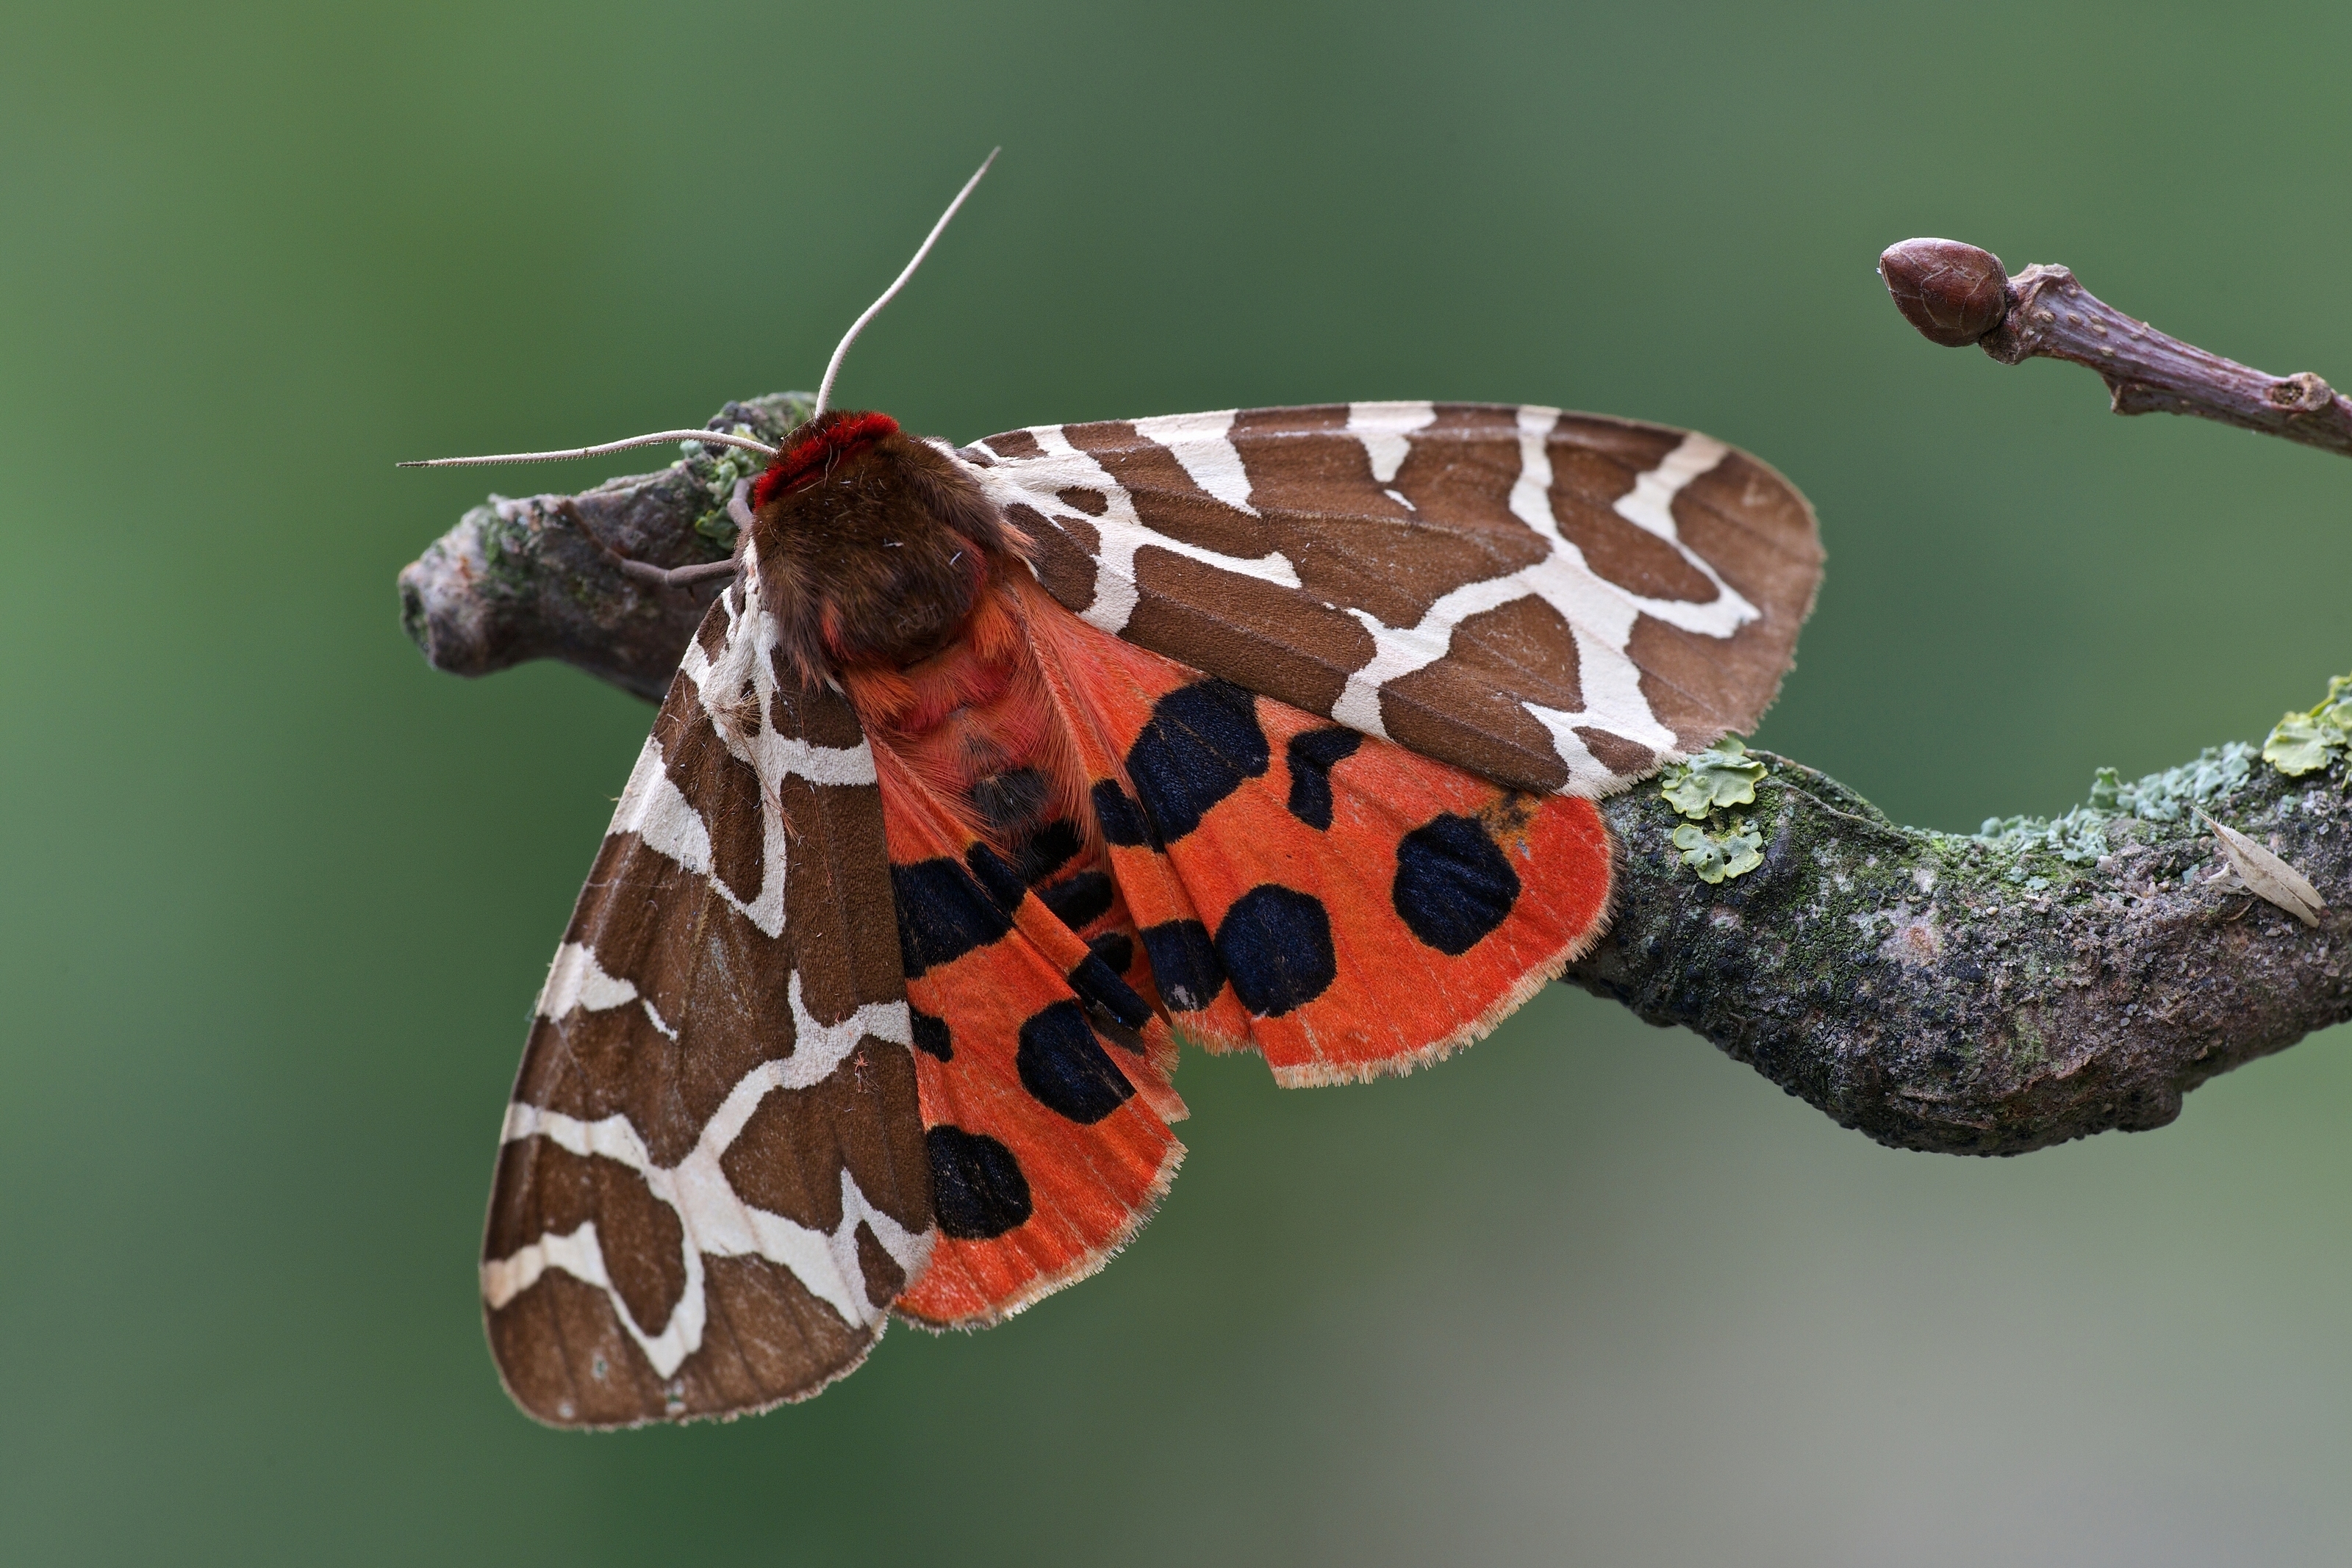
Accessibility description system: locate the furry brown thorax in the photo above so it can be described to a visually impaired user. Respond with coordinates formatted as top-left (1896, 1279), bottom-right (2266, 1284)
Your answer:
top-left (747, 411), bottom-right (1027, 679)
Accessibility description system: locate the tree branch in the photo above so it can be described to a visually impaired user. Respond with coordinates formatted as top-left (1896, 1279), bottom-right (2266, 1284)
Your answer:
top-left (399, 385), bottom-right (2352, 1158)
top-left (1879, 237), bottom-right (2352, 457)
top-left (397, 395), bottom-right (811, 702)
top-left (1582, 747), bottom-right (2348, 1154)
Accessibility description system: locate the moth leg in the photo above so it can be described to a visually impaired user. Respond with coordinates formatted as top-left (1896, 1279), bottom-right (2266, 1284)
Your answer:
top-left (552, 491), bottom-right (745, 591)
top-left (613, 557), bottom-right (741, 589)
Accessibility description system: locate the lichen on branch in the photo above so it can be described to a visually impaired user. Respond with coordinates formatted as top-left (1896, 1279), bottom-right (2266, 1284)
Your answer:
top-left (1582, 723), bottom-right (2348, 1155)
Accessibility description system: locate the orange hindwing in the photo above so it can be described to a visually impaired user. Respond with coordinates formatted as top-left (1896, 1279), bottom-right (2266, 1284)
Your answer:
top-left (859, 655), bottom-right (1186, 1329)
top-left (861, 573), bottom-right (1613, 1329)
top-left (1019, 575), bottom-right (1613, 1085)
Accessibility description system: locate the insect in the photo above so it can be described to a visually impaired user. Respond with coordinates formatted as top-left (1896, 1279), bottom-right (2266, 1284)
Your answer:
top-left (407, 153), bottom-right (1823, 1426)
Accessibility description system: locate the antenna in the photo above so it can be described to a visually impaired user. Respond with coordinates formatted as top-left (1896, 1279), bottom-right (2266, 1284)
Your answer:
top-left (811, 148), bottom-right (999, 419)
top-left (398, 428), bottom-right (777, 470)
top-left (399, 148), bottom-right (999, 472)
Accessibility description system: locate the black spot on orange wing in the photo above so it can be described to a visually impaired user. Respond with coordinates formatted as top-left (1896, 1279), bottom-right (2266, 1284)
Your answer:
top-left (911, 1008), bottom-right (953, 1062)
top-left (1015, 818), bottom-right (1083, 885)
top-left (962, 842), bottom-right (1030, 912)
top-left (1087, 931), bottom-right (1134, 976)
top-left (926, 1126), bottom-right (1033, 1240)
top-left (1213, 885), bottom-right (1338, 1016)
top-left (1093, 779), bottom-right (1161, 849)
top-left (1011, 564), bottom-right (1615, 1087)
top-left (894, 857), bottom-right (1014, 977)
top-left (1067, 952), bottom-right (1151, 1029)
top-left (967, 770), bottom-right (1083, 885)
top-left (1039, 869), bottom-right (1115, 929)
top-left (1087, 1013), bottom-right (1152, 1057)
top-left (1284, 727), bottom-right (1362, 830)
top-left (867, 632), bottom-right (1189, 1332)
top-left (1015, 1001), bottom-right (1136, 1123)
top-left (1139, 918), bottom-right (1225, 1011)
top-left (1392, 813), bottom-right (1522, 955)
top-left (1125, 679), bottom-right (1269, 842)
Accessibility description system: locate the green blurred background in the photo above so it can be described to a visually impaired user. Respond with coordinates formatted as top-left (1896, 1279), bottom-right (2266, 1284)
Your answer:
top-left (7, 2), bottom-right (2351, 1563)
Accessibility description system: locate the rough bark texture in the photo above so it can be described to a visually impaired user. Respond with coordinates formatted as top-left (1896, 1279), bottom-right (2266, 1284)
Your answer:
top-left (400, 388), bottom-right (2351, 1159)
top-left (1582, 749), bottom-right (2348, 1154)
top-left (398, 395), bottom-right (810, 702)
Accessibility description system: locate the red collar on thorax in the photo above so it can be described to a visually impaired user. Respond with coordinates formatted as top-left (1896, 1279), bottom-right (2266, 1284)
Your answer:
top-left (751, 411), bottom-right (900, 508)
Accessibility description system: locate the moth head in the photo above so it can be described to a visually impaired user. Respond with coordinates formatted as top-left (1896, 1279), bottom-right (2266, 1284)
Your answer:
top-left (747, 407), bottom-right (1025, 678)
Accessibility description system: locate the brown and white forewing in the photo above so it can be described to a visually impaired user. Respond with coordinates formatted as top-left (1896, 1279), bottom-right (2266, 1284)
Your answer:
top-left (482, 550), bottom-right (933, 1428)
top-left (959, 403), bottom-right (1821, 796)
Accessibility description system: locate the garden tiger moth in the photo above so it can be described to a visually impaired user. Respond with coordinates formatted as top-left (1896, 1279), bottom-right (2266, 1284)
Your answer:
top-left (410, 152), bottom-right (1823, 1426)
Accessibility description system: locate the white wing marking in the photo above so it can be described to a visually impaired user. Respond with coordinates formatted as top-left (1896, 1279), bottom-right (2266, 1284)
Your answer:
top-left (619, 537), bottom-right (875, 938)
top-left (1588, 430), bottom-right (1754, 633)
top-left (483, 1221), bottom-right (607, 1311)
top-left (1346, 400), bottom-right (1437, 485)
top-left (1133, 409), bottom-right (1257, 514)
top-left (1518, 706), bottom-right (1616, 784)
top-left (1616, 431), bottom-right (1729, 541)
top-left (1327, 560), bottom-right (1682, 760)
top-left (966, 426), bottom-right (1300, 636)
top-left (612, 737), bottom-right (712, 874)
top-left (1321, 425), bottom-right (1761, 770)
top-left (973, 408), bottom-right (1768, 787)
top-left (537, 941), bottom-right (640, 1018)
top-left (490, 977), bottom-right (930, 1377)
top-left (1510, 406), bottom-right (1566, 545)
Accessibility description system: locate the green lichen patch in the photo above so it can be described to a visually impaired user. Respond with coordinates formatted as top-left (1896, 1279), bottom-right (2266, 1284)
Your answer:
top-left (1660, 737), bottom-right (1767, 819)
top-left (2008, 1010), bottom-right (2048, 1072)
top-left (1974, 743), bottom-right (2258, 884)
top-left (467, 502), bottom-right (540, 597)
top-left (677, 398), bottom-right (815, 555)
top-left (1672, 819), bottom-right (1764, 883)
top-left (2262, 674), bottom-right (2352, 777)
top-left (2265, 714), bottom-right (2340, 776)
top-left (684, 425), bottom-right (767, 552)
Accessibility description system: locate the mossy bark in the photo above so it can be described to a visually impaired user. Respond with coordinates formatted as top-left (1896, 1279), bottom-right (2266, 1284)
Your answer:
top-left (1581, 749), bottom-right (2346, 1154)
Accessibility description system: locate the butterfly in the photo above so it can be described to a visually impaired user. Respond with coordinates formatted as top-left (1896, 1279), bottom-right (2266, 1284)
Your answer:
top-left (408, 154), bottom-right (1823, 1426)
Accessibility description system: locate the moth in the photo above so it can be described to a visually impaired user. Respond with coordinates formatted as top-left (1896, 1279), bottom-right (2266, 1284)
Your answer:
top-left (409, 154), bottom-right (1823, 1427)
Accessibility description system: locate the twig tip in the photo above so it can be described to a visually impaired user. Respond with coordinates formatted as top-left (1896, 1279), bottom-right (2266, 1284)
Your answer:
top-left (1879, 238), bottom-right (2011, 348)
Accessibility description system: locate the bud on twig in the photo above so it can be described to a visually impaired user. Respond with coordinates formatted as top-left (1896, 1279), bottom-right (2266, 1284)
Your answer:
top-left (1878, 240), bottom-right (2010, 347)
